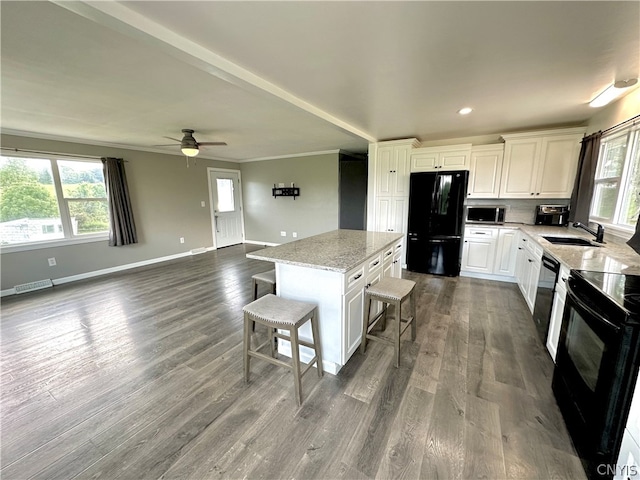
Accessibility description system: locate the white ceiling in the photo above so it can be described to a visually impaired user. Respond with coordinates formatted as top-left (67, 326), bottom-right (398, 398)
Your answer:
top-left (1, 1), bottom-right (639, 162)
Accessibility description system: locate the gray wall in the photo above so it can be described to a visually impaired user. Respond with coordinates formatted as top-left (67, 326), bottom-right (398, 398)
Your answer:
top-left (240, 153), bottom-right (339, 244)
top-left (0, 134), bottom-right (238, 291)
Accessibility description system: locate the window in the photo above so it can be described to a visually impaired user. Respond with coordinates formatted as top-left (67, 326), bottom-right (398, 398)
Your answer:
top-left (0, 154), bottom-right (109, 247)
top-left (216, 178), bottom-right (235, 212)
top-left (591, 124), bottom-right (640, 232)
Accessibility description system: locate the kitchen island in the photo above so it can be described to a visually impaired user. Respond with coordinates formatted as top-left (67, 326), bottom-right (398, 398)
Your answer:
top-left (247, 229), bottom-right (404, 374)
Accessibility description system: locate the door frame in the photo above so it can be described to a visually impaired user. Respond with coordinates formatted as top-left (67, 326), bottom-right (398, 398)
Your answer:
top-left (207, 167), bottom-right (246, 249)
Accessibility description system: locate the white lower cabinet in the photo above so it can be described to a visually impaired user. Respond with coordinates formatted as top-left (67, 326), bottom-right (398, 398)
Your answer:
top-left (343, 280), bottom-right (365, 360)
top-left (461, 226), bottom-right (518, 279)
top-left (615, 430), bottom-right (640, 480)
top-left (515, 232), bottom-right (542, 313)
top-left (461, 227), bottom-right (497, 274)
top-left (546, 264), bottom-right (570, 362)
top-left (494, 229), bottom-right (518, 276)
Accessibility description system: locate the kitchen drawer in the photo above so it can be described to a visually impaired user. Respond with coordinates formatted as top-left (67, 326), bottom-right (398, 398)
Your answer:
top-left (345, 264), bottom-right (365, 291)
top-left (465, 226), bottom-right (498, 239)
top-left (368, 254), bottom-right (383, 272)
top-left (382, 246), bottom-right (394, 263)
top-left (394, 239), bottom-right (404, 253)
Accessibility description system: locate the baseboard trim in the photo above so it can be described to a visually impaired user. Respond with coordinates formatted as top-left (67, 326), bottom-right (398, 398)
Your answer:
top-left (460, 271), bottom-right (517, 283)
top-left (1, 248), bottom-right (215, 297)
top-left (244, 239), bottom-right (280, 247)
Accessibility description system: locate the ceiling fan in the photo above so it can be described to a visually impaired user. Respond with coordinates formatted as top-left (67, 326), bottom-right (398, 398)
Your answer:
top-left (156, 129), bottom-right (227, 157)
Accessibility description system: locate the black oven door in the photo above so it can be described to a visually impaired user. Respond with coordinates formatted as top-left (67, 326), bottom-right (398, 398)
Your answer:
top-left (553, 278), bottom-right (639, 475)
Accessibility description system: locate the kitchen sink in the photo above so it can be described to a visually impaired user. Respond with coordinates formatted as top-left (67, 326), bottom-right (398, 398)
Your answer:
top-left (542, 235), bottom-right (600, 247)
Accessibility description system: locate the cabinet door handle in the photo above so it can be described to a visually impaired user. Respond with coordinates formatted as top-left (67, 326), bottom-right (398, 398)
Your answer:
top-left (372, 260), bottom-right (379, 266)
top-left (518, 247), bottom-right (523, 250)
top-left (528, 259), bottom-right (532, 263)
top-left (353, 273), bottom-right (362, 280)
top-left (530, 192), bottom-right (534, 195)
top-left (386, 251), bottom-right (393, 256)
top-left (562, 277), bottom-right (567, 282)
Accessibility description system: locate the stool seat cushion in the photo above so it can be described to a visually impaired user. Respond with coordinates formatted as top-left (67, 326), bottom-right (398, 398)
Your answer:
top-left (252, 269), bottom-right (276, 285)
top-left (243, 294), bottom-right (315, 325)
top-left (366, 277), bottom-right (416, 301)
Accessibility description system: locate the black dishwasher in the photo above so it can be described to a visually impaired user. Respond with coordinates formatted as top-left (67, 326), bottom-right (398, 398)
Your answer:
top-left (533, 253), bottom-right (560, 345)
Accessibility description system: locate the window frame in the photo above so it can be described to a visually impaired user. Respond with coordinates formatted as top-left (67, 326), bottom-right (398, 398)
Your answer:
top-left (590, 124), bottom-right (640, 239)
top-left (0, 152), bottom-right (109, 253)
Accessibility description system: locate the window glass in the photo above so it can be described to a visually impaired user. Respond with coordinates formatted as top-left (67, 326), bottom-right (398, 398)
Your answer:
top-left (58, 160), bottom-right (108, 235)
top-left (597, 134), bottom-right (626, 179)
top-left (216, 178), bottom-right (235, 212)
top-left (619, 135), bottom-right (640, 227)
top-left (591, 125), bottom-right (640, 231)
top-left (0, 155), bottom-right (109, 246)
top-left (0, 156), bottom-right (63, 245)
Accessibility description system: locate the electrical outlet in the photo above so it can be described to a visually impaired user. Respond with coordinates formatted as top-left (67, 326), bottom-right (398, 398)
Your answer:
top-left (180, 237), bottom-right (185, 244)
top-left (292, 232), bottom-right (298, 238)
top-left (280, 231), bottom-right (286, 237)
top-left (48, 257), bottom-right (56, 266)
top-left (201, 201), bottom-right (206, 207)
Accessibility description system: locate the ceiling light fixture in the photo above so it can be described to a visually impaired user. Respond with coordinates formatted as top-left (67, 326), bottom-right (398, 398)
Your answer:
top-left (181, 146), bottom-right (199, 157)
top-left (589, 79), bottom-right (638, 108)
top-left (458, 107), bottom-right (473, 115)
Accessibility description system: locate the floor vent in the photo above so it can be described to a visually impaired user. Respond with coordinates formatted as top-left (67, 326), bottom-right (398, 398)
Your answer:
top-left (191, 248), bottom-right (207, 255)
top-left (14, 279), bottom-right (54, 294)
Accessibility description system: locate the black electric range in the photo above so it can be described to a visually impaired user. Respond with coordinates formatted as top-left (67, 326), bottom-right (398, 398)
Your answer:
top-left (553, 269), bottom-right (640, 479)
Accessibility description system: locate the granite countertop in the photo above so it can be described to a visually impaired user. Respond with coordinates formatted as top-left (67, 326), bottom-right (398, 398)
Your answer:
top-left (517, 224), bottom-right (640, 275)
top-left (246, 229), bottom-right (404, 273)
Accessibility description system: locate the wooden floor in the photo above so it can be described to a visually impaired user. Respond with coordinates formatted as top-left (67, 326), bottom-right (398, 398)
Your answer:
top-left (1, 244), bottom-right (587, 479)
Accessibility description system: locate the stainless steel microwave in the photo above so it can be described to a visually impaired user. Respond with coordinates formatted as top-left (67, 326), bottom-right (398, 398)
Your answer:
top-left (466, 206), bottom-right (506, 224)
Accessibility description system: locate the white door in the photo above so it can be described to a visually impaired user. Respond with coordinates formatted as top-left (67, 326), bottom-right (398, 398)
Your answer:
top-left (209, 169), bottom-right (244, 248)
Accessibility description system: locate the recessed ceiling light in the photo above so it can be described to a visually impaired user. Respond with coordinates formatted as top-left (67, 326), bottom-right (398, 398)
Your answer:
top-left (458, 107), bottom-right (473, 115)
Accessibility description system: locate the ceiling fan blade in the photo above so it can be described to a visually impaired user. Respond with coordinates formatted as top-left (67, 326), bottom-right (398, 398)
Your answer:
top-left (153, 143), bottom-right (180, 147)
top-left (163, 136), bottom-right (182, 142)
top-left (198, 142), bottom-right (228, 146)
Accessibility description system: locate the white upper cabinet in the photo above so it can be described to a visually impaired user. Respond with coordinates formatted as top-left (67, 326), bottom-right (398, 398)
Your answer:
top-left (468, 144), bottom-right (504, 198)
top-left (499, 128), bottom-right (585, 199)
top-left (375, 144), bottom-right (412, 196)
top-left (410, 144), bottom-right (472, 172)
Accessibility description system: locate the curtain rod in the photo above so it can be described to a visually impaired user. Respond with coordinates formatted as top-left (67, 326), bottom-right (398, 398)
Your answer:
top-left (0, 146), bottom-right (123, 161)
top-left (601, 113), bottom-right (640, 136)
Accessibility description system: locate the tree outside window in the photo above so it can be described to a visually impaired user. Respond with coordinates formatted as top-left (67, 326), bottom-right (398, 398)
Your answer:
top-left (0, 155), bottom-right (109, 246)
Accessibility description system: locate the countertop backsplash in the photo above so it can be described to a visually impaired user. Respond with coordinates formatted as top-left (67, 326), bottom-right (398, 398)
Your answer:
top-left (465, 198), bottom-right (570, 225)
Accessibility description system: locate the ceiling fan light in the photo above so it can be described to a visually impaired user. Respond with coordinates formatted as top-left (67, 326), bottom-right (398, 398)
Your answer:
top-left (181, 146), bottom-right (199, 157)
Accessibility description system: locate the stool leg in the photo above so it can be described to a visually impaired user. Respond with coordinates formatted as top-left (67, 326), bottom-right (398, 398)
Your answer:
top-left (244, 312), bottom-right (252, 382)
top-left (251, 279), bottom-right (258, 331)
top-left (410, 290), bottom-right (417, 341)
top-left (394, 299), bottom-right (401, 368)
top-left (310, 309), bottom-right (323, 377)
top-left (290, 326), bottom-right (303, 406)
top-left (269, 326), bottom-right (276, 358)
top-left (381, 301), bottom-right (388, 331)
top-left (361, 294), bottom-right (372, 354)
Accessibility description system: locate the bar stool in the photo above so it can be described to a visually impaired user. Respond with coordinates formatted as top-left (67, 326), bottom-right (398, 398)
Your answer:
top-left (251, 269), bottom-right (276, 331)
top-left (243, 294), bottom-right (323, 405)
top-left (361, 277), bottom-right (417, 368)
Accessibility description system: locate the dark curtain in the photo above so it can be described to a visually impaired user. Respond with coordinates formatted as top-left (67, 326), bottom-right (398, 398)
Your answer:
top-left (101, 157), bottom-right (138, 246)
top-left (569, 132), bottom-right (602, 224)
top-left (628, 215), bottom-right (640, 254)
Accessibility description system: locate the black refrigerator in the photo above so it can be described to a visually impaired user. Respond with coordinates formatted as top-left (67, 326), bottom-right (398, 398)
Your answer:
top-left (406, 170), bottom-right (469, 276)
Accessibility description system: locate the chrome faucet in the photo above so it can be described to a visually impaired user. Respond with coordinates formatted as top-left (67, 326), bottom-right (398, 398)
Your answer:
top-left (573, 222), bottom-right (605, 243)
